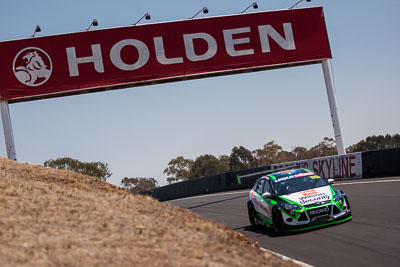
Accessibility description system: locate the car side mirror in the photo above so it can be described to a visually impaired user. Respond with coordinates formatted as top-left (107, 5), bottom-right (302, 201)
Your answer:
top-left (262, 192), bottom-right (272, 199)
top-left (328, 179), bottom-right (335, 184)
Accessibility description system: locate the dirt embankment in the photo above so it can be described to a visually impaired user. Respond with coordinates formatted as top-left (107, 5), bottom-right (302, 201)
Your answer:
top-left (0, 157), bottom-right (297, 266)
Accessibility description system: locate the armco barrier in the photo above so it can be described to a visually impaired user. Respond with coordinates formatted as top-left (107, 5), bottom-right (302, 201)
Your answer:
top-left (362, 147), bottom-right (400, 178)
top-left (149, 148), bottom-right (400, 202)
top-left (149, 166), bottom-right (272, 202)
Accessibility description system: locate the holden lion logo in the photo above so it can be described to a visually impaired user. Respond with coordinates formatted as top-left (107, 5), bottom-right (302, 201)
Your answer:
top-left (13, 47), bottom-right (52, 87)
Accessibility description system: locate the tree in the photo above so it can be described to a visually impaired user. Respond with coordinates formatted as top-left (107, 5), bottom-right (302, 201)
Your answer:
top-left (307, 137), bottom-right (337, 158)
top-left (189, 154), bottom-right (229, 178)
top-left (218, 155), bottom-right (230, 171)
top-left (163, 156), bottom-right (193, 184)
top-left (347, 134), bottom-right (400, 153)
top-left (121, 177), bottom-right (158, 194)
top-left (229, 146), bottom-right (256, 171)
top-left (253, 141), bottom-right (283, 166)
top-left (276, 150), bottom-right (295, 164)
top-left (291, 146), bottom-right (308, 160)
top-left (44, 157), bottom-right (111, 181)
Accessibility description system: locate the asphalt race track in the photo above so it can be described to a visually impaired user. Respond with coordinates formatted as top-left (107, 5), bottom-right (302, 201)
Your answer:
top-left (168, 177), bottom-right (400, 266)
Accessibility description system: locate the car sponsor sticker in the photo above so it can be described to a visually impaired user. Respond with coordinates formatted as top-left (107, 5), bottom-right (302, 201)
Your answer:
top-left (273, 172), bottom-right (315, 183)
top-left (280, 170), bottom-right (297, 174)
top-left (298, 192), bottom-right (330, 205)
top-left (309, 206), bottom-right (330, 216)
top-left (301, 189), bottom-right (318, 196)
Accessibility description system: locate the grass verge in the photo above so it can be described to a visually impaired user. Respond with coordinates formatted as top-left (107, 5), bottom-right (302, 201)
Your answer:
top-left (0, 157), bottom-right (298, 266)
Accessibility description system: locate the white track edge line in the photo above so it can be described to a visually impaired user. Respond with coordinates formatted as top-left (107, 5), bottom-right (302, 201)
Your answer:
top-left (260, 248), bottom-right (313, 267)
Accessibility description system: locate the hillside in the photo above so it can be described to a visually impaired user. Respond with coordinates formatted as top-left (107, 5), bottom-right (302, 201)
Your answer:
top-left (0, 157), bottom-right (297, 266)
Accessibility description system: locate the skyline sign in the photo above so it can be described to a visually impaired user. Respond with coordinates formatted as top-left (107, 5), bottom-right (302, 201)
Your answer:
top-left (0, 7), bottom-right (331, 103)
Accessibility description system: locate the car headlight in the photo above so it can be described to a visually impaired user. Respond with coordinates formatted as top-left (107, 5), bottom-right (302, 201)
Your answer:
top-left (333, 193), bottom-right (343, 206)
top-left (281, 203), bottom-right (301, 216)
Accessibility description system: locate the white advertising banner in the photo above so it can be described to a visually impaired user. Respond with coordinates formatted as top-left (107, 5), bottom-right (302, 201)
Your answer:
top-left (272, 153), bottom-right (362, 179)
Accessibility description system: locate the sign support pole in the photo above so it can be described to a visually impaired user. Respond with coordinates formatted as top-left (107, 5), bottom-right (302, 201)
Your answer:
top-left (321, 59), bottom-right (346, 155)
top-left (0, 100), bottom-right (17, 160)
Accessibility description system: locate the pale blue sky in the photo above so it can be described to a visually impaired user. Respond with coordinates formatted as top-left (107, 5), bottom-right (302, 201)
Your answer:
top-left (1, 0), bottom-right (399, 186)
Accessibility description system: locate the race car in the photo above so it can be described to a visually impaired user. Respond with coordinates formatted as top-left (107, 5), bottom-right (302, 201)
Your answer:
top-left (247, 168), bottom-right (352, 234)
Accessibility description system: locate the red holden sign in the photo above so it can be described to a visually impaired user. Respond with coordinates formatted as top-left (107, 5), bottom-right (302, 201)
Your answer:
top-left (0, 7), bottom-right (331, 102)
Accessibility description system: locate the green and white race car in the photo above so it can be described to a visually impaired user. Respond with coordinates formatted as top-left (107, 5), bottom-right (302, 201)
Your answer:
top-left (247, 168), bottom-right (352, 234)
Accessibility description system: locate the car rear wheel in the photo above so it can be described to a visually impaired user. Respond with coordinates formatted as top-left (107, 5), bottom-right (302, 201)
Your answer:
top-left (248, 201), bottom-right (260, 228)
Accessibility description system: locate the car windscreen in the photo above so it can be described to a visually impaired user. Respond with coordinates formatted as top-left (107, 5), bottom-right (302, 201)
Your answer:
top-left (272, 173), bottom-right (329, 195)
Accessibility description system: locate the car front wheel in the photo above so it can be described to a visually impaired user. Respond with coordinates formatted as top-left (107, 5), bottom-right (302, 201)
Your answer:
top-left (272, 207), bottom-right (284, 234)
top-left (344, 195), bottom-right (352, 218)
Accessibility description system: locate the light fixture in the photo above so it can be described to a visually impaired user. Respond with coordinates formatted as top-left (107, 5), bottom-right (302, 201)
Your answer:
top-left (133, 13), bottom-right (151, 25)
top-left (289, 0), bottom-right (311, 9)
top-left (241, 2), bottom-right (258, 14)
top-left (191, 7), bottom-right (208, 19)
top-left (86, 19), bottom-right (98, 31)
top-left (31, 25), bottom-right (41, 38)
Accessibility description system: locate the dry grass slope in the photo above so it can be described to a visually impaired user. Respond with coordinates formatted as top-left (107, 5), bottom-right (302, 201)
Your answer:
top-left (0, 157), bottom-right (297, 266)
